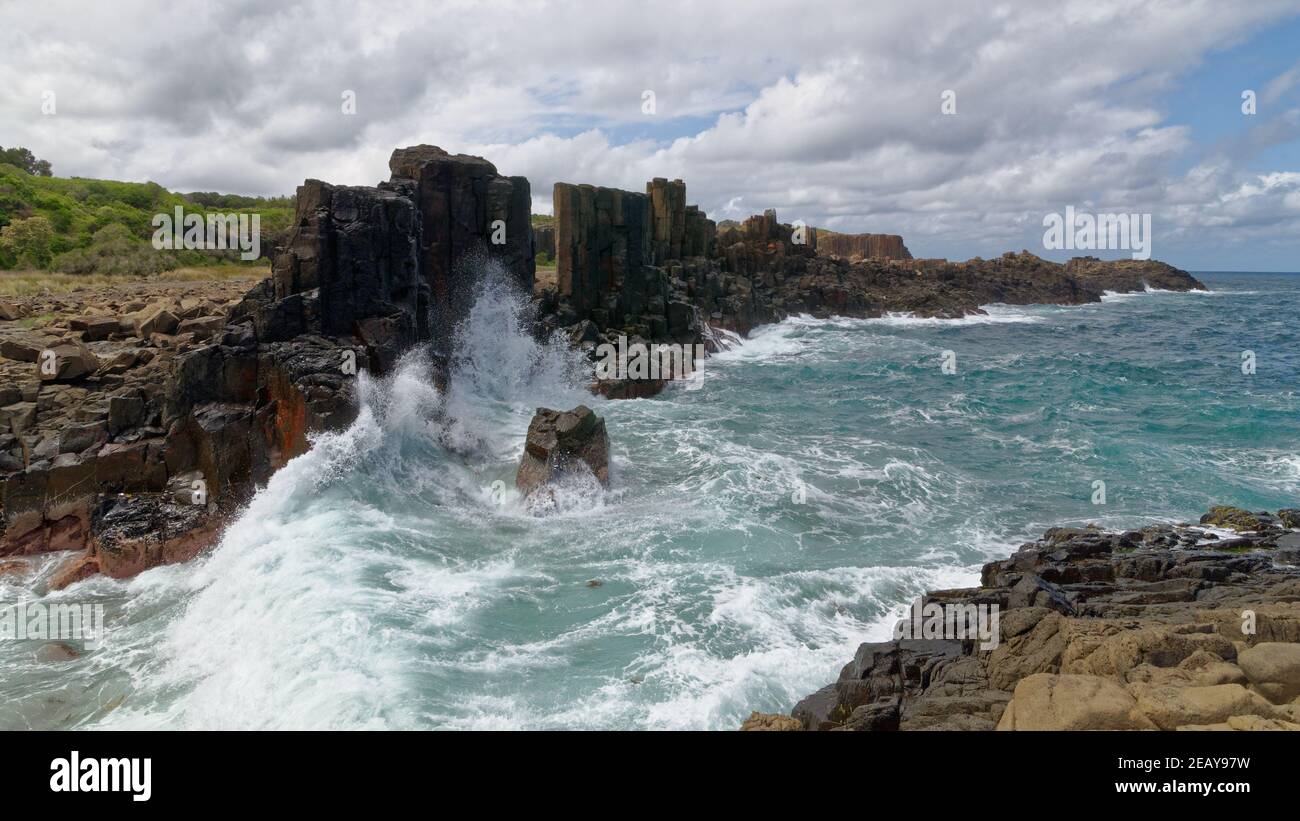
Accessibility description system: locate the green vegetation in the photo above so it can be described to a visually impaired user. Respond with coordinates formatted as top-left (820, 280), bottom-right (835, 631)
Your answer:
top-left (0, 146), bottom-right (52, 177)
top-left (0, 148), bottom-right (294, 276)
top-left (0, 215), bottom-right (56, 268)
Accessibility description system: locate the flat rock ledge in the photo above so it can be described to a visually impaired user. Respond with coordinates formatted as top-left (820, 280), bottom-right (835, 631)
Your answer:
top-left (744, 505), bottom-right (1300, 731)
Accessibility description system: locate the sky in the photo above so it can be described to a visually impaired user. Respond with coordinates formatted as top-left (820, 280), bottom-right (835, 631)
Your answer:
top-left (2, 0), bottom-right (1299, 270)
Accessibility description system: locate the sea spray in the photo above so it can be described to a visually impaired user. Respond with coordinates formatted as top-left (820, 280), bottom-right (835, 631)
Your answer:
top-left (0, 272), bottom-right (1295, 730)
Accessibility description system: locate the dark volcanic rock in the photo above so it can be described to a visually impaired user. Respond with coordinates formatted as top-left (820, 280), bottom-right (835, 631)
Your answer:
top-left (389, 144), bottom-right (534, 354)
top-left (815, 230), bottom-right (911, 261)
top-left (772, 507), bottom-right (1300, 731)
top-left (271, 180), bottom-right (423, 355)
top-left (554, 181), bottom-right (654, 316)
top-left (516, 405), bottom-right (611, 497)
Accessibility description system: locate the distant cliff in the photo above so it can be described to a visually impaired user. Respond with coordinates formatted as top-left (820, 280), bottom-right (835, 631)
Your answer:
top-left (815, 229), bottom-right (912, 261)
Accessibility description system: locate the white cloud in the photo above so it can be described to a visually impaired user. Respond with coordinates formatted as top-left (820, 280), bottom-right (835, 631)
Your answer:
top-left (2, 0), bottom-right (1299, 267)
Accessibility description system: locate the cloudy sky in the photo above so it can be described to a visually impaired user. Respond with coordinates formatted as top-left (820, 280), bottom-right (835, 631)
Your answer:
top-left (3, 0), bottom-right (1299, 270)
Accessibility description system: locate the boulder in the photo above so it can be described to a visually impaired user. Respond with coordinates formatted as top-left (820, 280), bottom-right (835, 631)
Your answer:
top-left (738, 712), bottom-right (802, 731)
top-left (1, 402), bottom-right (37, 436)
top-left (1132, 683), bottom-right (1288, 730)
top-left (0, 334), bottom-right (45, 363)
top-left (71, 316), bottom-right (119, 342)
top-left (107, 392), bottom-right (146, 434)
top-left (1237, 643), bottom-right (1300, 704)
top-left (0, 300), bottom-right (25, 321)
top-left (996, 673), bottom-right (1156, 730)
top-left (515, 405), bottom-right (610, 497)
top-left (1200, 505), bottom-right (1267, 531)
top-left (38, 341), bottom-right (100, 382)
top-left (58, 422), bottom-right (107, 454)
top-left (134, 305), bottom-right (179, 337)
top-left (176, 315), bottom-right (226, 339)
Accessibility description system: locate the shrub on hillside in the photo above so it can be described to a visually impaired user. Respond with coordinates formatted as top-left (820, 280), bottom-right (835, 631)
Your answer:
top-left (0, 215), bottom-right (56, 269)
top-left (0, 146), bottom-right (52, 177)
top-left (51, 223), bottom-right (180, 276)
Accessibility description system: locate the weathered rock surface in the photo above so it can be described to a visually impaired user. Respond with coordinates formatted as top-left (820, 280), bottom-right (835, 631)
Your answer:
top-left (389, 144), bottom-right (533, 354)
top-left (0, 272), bottom-right (369, 587)
top-left (815, 230), bottom-right (912, 261)
top-left (739, 711), bottom-right (803, 731)
top-left (772, 508), bottom-right (1300, 731)
top-left (2, 144), bottom-right (539, 586)
top-left (515, 405), bottom-right (610, 498)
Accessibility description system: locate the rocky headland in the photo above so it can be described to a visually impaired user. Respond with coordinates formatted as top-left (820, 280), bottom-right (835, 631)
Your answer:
top-left (2, 144), bottom-right (1208, 606)
top-left (744, 506), bottom-right (1300, 731)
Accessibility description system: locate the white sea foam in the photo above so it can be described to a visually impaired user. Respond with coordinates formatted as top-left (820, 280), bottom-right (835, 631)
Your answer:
top-left (870, 305), bottom-right (1043, 325)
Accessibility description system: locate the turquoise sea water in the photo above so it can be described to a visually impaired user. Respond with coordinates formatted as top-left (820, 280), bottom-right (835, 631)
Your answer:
top-left (1, 271), bottom-right (1297, 730)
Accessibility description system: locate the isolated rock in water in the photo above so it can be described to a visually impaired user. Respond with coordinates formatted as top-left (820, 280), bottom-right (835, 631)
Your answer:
top-left (36, 642), bottom-right (82, 663)
top-left (516, 405), bottom-right (610, 498)
top-left (1200, 505), bottom-right (1267, 531)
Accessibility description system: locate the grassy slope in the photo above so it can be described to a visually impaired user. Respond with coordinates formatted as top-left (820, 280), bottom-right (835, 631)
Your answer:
top-left (0, 163), bottom-right (294, 268)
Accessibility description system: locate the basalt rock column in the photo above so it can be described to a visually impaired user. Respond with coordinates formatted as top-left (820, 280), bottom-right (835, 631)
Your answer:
top-left (816, 232), bottom-right (912, 260)
top-left (554, 182), bottom-right (652, 319)
top-left (534, 224), bottom-right (556, 260)
top-left (388, 145), bottom-right (534, 354)
top-left (270, 179), bottom-right (423, 366)
top-left (647, 178), bottom-right (686, 262)
top-left (683, 205), bottom-right (715, 258)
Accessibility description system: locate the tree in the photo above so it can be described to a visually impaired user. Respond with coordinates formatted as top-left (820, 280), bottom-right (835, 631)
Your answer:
top-left (0, 145), bottom-right (53, 176)
top-left (0, 215), bottom-right (56, 268)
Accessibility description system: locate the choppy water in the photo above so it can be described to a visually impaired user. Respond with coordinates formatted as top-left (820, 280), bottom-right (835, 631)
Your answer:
top-left (2, 271), bottom-right (1297, 730)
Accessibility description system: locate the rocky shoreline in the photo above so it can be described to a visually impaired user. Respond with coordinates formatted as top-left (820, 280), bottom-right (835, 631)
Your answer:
top-left (1, 143), bottom-right (1208, 595)
top-left (743, 506), bottom-right (1300, 731)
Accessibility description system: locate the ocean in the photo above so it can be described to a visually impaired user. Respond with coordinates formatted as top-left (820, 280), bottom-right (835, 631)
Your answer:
top-left (2, 271), bottom-right (1297, 730)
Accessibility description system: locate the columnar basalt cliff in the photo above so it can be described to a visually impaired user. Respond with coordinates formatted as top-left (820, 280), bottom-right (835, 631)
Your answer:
top-left (271, 179), bottom-right (423, 370)
top-left (0, 145), bottom-right (533, 586)
top-left (1, 144), bottom-right (1209, 588)
top-left (388, 145), bottom-right (533, 354)
top-left (541, 179), bottom-right (1206, 398)
top-left (553, 182), bottom-right (653, 318)
top-left (744, 507), bottom-right (1300, 731)
top-left (815, 230), bottom-right (912, 261)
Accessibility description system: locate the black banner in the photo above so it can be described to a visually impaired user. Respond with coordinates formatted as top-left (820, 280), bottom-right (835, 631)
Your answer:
top-left (3, 730), bottom-right (1287, 808)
